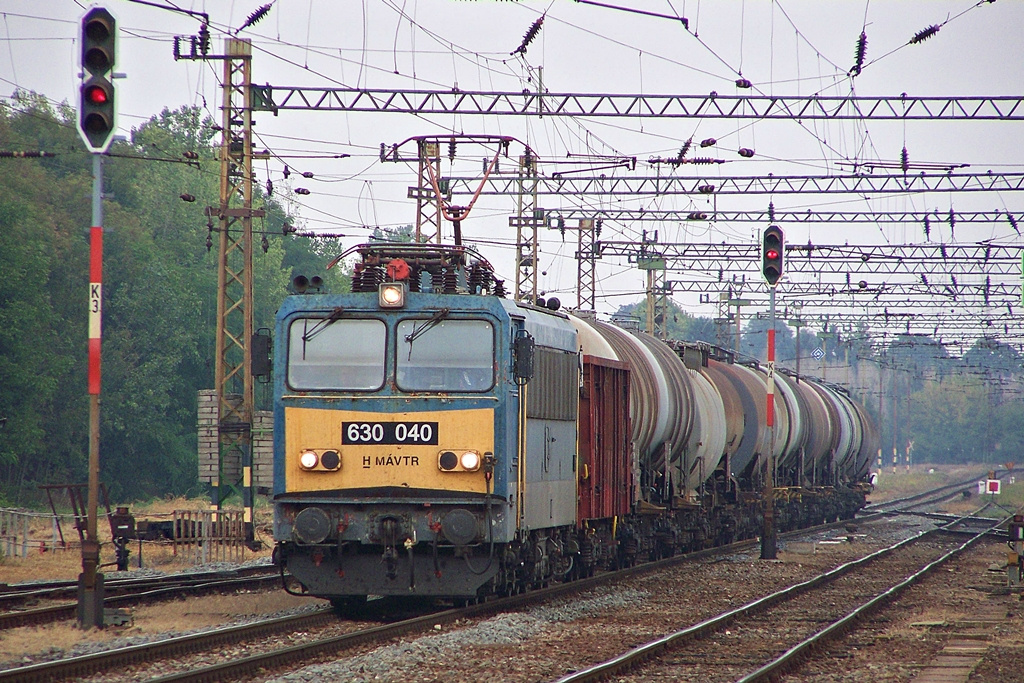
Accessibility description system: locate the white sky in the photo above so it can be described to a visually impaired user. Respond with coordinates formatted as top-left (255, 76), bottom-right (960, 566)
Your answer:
top-left (2, 0), bottom-right (1023, 337)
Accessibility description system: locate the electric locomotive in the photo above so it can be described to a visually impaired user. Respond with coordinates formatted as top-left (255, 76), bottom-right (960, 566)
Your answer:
top-left (271, 242), bottom-right (876, 605)
top-left (272, 242), bottom-right (583, 602)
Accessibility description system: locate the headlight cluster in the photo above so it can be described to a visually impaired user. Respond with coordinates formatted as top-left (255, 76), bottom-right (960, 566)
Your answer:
top-left (438, 450), bottom-right (481, 472)
top-left (298, 449), bottom-right (342, 471)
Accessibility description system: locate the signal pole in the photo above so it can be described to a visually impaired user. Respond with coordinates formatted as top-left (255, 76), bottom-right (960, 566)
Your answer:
top-left (77, 5), bottom-right (118, 629)
top-left (761, 225), bottom-right (784, 560)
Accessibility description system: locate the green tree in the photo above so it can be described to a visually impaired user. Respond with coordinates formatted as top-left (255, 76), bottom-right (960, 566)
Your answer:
top-left (0, 98), bottom-right (349, 503)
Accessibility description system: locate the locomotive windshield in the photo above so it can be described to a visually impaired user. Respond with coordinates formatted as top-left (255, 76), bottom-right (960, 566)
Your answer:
top-left (287, 318), bottom-right (386, 390)
top-left (396, 319), bottom-right (494, 392)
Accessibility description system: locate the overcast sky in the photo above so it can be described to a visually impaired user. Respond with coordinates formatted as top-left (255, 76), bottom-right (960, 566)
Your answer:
top-left (3, 0), bottom-right (1023, 330)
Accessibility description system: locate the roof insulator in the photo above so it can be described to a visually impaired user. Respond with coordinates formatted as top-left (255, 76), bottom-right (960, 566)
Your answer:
top-left (302, 171), bottom-right (314, 179)
top-left (698, 184), bottom-right (716, 194)
top-left (295, 188), bottom-right (310, 195)
top-left (687, 212), bottom-right (708, 220)
top-left (700, 137), bottom-right (717, 148)
top-left (738, 148), bottom-right (754, 158)
top-left (735, 78), bottom-right (752, 89)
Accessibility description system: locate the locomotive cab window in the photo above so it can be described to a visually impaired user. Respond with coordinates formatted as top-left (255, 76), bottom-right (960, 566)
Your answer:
top-left (396, 319), bottom-right (494, 392)
top-left (287, 318), bottom-right (386, 390)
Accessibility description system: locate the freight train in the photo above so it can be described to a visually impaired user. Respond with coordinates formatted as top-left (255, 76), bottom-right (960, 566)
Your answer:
top-left (270, 243), bottom-right (877, 606)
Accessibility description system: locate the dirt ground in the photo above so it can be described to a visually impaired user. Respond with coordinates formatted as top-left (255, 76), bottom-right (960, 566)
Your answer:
top-left (0, 496), bottom-right (274, 584)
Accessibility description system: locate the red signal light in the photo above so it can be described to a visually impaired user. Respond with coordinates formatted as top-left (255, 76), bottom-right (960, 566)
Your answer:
top-left (85, 85), bottom-right (108, 105)
top-left (766, 249), bottom-right (779, 260)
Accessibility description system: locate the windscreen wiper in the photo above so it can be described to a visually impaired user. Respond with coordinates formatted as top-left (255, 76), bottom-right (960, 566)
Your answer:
top-left (404, 307), bottom-right (450, 360)
top-left (301, 306), bottom-right (345, 358)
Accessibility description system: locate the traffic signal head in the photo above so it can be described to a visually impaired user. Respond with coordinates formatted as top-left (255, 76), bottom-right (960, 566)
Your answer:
top-left (78, 8), bottom-right (117, 153)
top-left (762, 225), bottom-right (784, 286)
top-left (81, 9), bottom-right (115, 77)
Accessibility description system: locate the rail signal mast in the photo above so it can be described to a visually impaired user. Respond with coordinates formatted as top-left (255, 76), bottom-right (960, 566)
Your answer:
top-left (76, 5), bottom-right (117, 629)
top-left (761, 225), bottom-right (784, 560)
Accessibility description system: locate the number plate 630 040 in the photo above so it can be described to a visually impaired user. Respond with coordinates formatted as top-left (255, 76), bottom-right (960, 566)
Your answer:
top-left (342, 422), bottom-right (439, 445)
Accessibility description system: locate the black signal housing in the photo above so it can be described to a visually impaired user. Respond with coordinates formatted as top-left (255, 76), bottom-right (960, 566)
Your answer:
top-left (762, 225), bottom-right (784, 286)
top-left (78, 8), bottom-right (117, 153)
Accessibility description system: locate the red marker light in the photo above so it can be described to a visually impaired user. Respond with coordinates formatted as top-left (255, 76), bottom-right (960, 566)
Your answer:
top-left (85, 85), bottom-right (108, 104)
top-left (766, 249), bottom-right (779, 260)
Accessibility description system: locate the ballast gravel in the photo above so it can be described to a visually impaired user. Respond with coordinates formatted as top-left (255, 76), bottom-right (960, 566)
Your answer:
top-left (268, 588), bottom-right (648, 683)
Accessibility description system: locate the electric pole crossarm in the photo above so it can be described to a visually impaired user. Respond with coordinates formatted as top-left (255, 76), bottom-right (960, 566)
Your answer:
top-left (669, 280), bottom-right (1021, 301)
top-left (547, 209), bottom-right (1021, 225)
top-left (261, 87), bottom-right (1024, 120)
top-left (595, 241), bottom-right (1023, 277)
top-left (447, 173), bottom-right (1024, 197)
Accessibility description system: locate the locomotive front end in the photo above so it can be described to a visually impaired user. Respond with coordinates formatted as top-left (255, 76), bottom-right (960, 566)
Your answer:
top-left (272, 246), bottom-right (517, 601)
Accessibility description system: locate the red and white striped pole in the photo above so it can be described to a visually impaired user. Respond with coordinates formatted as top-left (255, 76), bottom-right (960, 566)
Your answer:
top-left (761, 286), bottom-right (778, 560)
top-left (81, 153), bottom-right (105, 628)
top-left (88, 225), bottom-right (102, 394)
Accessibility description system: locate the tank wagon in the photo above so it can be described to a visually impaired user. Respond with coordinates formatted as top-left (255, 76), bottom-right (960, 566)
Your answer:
top-left (271, 243), bottom-right (876, 605)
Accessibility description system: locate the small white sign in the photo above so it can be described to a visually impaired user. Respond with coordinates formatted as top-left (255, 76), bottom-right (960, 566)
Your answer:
top-left (812, 347), bottom-right (825, 360)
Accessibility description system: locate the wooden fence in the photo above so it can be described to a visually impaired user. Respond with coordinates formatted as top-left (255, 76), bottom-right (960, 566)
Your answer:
top-left (172, 509), bottom-right (246, 564)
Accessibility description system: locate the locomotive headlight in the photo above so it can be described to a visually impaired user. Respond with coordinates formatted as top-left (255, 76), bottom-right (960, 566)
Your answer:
top-left (460, 451), bottom-right (481, 471)
top-left (379, 282), bottom-right (405, 308)
top-left (299, 450), bottom-right (319, 470)
top-left (438, 450), bottom-right (482, 472)
top-left (438, 451), bottom-right (458, 471)
top-left (320, 449), bottom-right (341, 471)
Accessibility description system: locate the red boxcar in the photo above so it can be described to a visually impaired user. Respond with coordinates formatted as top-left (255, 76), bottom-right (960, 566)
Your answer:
top-left (577, 355), bottom-right (632, 523)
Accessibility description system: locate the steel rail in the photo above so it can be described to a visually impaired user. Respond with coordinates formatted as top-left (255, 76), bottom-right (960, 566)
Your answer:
top-left (0, 497), bottom-right (945, 682)
top-left (0, 573), bottom-right (280, 630)
top-left (0, 564), bottom-right (274, 602)
top-left (551, 510), bottom-right (1004, 683)
top-left (0, 606), bottom-right (337, 683)
top-left (90, 517), bottom-right (879, 683)
top-left (256, 87), bottom-right (1024, 121)
top-left (735, 514), bottom-right (1005, 683)
top-left (862, 472), bottom-right (993, 512)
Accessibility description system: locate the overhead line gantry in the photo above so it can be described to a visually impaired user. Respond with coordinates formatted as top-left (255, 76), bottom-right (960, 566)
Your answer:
top-left (252, 87), bottom-right (1024, 121)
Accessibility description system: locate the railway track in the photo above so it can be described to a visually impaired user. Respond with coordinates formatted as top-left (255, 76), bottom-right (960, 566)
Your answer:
top-left (0, 531), bottom-right (776, 683)
top-left (0, 565), bottom-right (279, 630)
top-left (0, 510), bottom-right (929, 683)
top-left (552, 511), bottom-right (1007, 683)
top-left (0, 479), bottom-right (1005, 683)
top-left (862, 470), bottom-right (995, 514)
